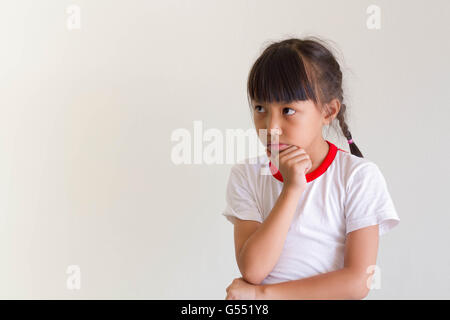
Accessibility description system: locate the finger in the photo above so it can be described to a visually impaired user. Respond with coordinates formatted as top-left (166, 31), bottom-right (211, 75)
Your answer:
top-left (270, 145), bottom-right (296, 164)
top-left (292, 156), bottom-right (312, 164)
top-left (269, 145), bottom-right (295, 157)
top-left (278, 145), bottom-right (298, 155)
top-left (291, 158), bottom-right (313, 172)
top-left (278, 146), bottom-right (304, 160)
top-left (285, 154), bottom-right (310, 166)
top-left (280, 148), bottom-right (308, 161)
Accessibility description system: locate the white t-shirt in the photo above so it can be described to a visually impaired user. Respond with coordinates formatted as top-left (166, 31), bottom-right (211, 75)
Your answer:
top-left (221, 140), bottom-right (400, 285)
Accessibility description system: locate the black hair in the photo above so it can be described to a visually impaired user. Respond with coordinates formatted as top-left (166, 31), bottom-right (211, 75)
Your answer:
top-left (247, 36), bottom-right (363, 157)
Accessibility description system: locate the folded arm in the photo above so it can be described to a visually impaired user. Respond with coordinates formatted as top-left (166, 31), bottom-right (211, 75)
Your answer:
top-left (256, 224), bottom-right (379, 300)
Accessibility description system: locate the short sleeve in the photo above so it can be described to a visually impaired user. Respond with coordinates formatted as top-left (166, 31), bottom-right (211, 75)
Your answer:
top-left (344, 162), bottom-right (400, 237)
top-left (221, 164), bottom-right (263, 225)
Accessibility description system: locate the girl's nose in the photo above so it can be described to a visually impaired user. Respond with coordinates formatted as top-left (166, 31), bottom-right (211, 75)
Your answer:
top-left (267, 114), bottom-right (282, 135)
top-left (268, 128), bottom-right (281, 137)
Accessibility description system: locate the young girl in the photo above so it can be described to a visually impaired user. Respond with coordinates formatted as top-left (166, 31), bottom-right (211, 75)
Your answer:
top-left (222, 37), bottom-right (400, 300)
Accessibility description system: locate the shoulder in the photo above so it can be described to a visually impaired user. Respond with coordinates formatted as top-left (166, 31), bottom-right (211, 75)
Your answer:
top-left (334, 149), bottom-right (385, 190)
top-left (228, 154), bottom-right (268, 181)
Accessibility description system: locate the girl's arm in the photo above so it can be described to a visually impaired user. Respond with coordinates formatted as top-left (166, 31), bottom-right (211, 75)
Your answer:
top-left (238, 185), bottom-right (305, 285)
top-left (256, 267), bottom-right (363, 300)
top-left (255, 224), bottom-right (380, 299)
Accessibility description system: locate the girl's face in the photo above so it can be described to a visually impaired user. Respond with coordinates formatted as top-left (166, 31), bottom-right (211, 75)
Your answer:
top-left (252, 99), bottom-right (328, 151)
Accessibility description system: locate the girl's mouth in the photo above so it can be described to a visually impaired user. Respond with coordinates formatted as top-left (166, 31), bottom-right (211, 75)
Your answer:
top-left (267, 143), bottom-right (290, 151)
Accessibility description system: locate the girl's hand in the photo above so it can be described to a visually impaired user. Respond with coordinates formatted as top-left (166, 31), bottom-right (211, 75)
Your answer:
top-left (268, 145), bottom-right (312, 191)
top-left (225, 277), bottom-right (258, 300)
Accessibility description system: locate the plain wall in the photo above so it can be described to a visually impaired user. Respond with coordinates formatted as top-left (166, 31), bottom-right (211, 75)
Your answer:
top-left (0, 0), bottom-right (449, 299)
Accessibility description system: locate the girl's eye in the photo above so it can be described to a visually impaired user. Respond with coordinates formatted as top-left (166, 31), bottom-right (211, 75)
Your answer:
top-left (255, 105), bottom-right (265, 113)
top-left (283, 108), bottom-right (296, 115)
top-left (254, 105), bottom-right (296, 115)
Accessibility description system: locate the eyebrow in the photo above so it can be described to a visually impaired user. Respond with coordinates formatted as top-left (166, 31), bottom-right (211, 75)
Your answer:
top-left (253, 101), bottom-right (293, 106)
top-left (254, 102), bottom-right (298, 108)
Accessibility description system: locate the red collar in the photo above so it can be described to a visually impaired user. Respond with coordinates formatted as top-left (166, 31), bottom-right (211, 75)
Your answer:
top-left (268, 140), bottom-right (342, 183)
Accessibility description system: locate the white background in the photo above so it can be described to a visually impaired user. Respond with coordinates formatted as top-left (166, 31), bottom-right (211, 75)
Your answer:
top-left (0, 0), bottom-right (449, 299)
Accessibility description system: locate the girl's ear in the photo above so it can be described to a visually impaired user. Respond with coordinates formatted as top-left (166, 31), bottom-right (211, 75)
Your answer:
top-left (322, 99), bottom-right (341, 125)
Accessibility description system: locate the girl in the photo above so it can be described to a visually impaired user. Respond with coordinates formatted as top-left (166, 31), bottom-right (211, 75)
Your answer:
top-left (222, 37), bottom-right (400, 300)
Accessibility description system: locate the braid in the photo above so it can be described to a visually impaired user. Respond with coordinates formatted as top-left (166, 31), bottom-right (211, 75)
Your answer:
top-left (245, 37), bottom-right (365, 158)
top-left (337, 103), bottom-right (364, 158)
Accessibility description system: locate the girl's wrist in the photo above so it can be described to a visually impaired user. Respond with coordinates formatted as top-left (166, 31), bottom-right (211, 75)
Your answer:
top-left (281, 184), bottom-right (305, 197)
top-left (255, 284), bottom-right (267, 300)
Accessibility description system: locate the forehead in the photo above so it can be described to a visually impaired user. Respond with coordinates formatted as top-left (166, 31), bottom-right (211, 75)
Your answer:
top-left (253, 100), bottom-right (314, 108)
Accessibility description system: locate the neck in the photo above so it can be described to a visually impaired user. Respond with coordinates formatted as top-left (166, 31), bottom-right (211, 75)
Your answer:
top-left (304, 136), bottom-right (329, 174)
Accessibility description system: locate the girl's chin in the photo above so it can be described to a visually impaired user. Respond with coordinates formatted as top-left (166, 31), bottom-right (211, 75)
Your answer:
top-left (267, 144), bottom-right (291, 152)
